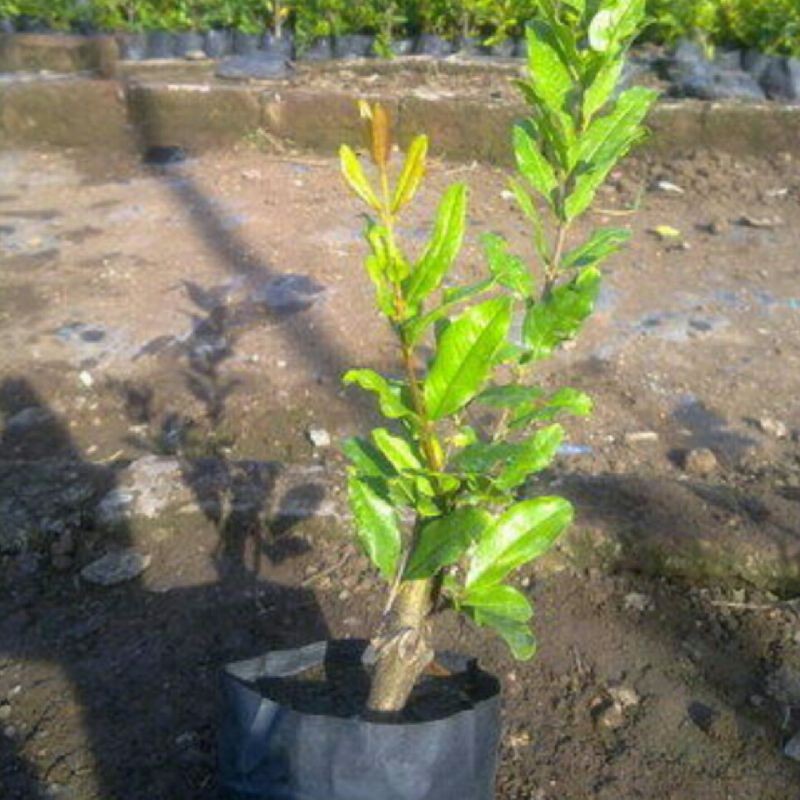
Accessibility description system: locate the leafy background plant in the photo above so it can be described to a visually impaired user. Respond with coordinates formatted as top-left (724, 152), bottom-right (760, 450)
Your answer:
top-left (3, 0), bottom-right (798, 55)
top-left (339, 0), bottom-right (657, 713)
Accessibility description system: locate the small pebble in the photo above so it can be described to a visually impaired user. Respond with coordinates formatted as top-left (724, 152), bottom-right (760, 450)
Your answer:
top-left (706, 217), bottom-right (730, 236)
top-left (0, 703), bottom-right (11, 721)
top-left (79, 370), bottom-right (93, 388)
top-left (596, 702), bottom-right (626, 730)
top-left (307, 426), bottom-right (331, 448)
top-left (653, 180), bottom-right (684, 194)
top-left (609, 686), bottom-right (640, 709)
top-left (684, 448), bottom-right (719, 477)
top-left (624, 431), bottom-right (659, 444)
top-left (785, 730), bottom-right (800, 762)
top-left (81, 550), bottom-right (151, 586)
top-left (624, 592), bottom-right (653, 612)
top-left (758, 417), bottom-right (788, 439)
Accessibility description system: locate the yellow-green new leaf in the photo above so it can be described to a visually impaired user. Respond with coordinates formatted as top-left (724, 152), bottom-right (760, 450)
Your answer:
top-left (340, 144), bottom-right (381, 211)
top-left (465, 496), bottom-right (573, 590)
top-left (348, 475), bottom-right (401, 579)
top-left (392, 134), bottom-right (428, 213)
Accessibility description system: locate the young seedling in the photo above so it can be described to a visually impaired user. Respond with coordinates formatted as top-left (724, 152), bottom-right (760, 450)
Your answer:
top-left (340, 0), bottom-right (657, 713)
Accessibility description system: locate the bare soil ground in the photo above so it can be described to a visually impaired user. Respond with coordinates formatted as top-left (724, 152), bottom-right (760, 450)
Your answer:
top-left (2, 138), bottom-right (800, 800)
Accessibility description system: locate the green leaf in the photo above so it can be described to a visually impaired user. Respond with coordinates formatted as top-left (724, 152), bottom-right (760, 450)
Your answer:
top-left (524, 22), bottom-right (573, 120)
top-left (469, 610), bottom-right (537, 660)
top-left (403, 183), bottom-right (468, 310)
top-left (450, 425), bottom-right (561, 487)
top-left (496, 425), bottom-right (564, 490)
top-left (367, 219), bottom-right (408, 284)
top-left (347, 474), bottom-right (401, 579)
top-left (460, 584), bottom-right (537, 659)
top-left (339, 145), bottom-right (380, 210)
top-left (513, 124), bottom-right (558, 204)
top-left (342, 436), bottom-right (395, 478)
top-left (482, 233), bottom-right (534, 298)
top-left (583, 57), bottom-right (624, 122)
top-left (588, 0), bottom-right (645, 52)
top-left (372, 428), bottom-right (423, 473)
top-left (566, 87), bottom-right (658, 221)
top-left (372, 428), bottom-right (435, 499)
top-left (522, 266), bottom-right (602, 360)
top-left (363, 221), bottom-right (398, 315)
top-left (561, 0), bottom-right (586, 14)
top-left (404, 507), bottom-right (493, 580)
top-left (448, 425), bottom-right (479, 449)
top-left (562, 227), bottom-right (631, 270)
top-left (461, 584), bottom-right (533, 622)
top-left (465, 496), bottom-right (573, 590)
top-left (493, 341), bottom-right (529, 367)
top-left (424, 297), bottom-right (513, 420)
top-left (392, 134), bottom-right (428, 213)
top-left (475, 384), bottom-right (544, 410)
top-left (507, 178), bottom-right (549, 262)
top-left (512, 387), bottom-right (593, 427)
top-left (403, 278), bottom-right (495, 346)
top-left (343, 369), bottom-right (415, 420)
top-left (451, 440), bottom-right (522, 474)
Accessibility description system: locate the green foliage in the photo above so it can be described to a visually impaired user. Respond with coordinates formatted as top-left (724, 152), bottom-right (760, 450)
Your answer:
top-left (648, 0), bottom-right (800, 57)
top-left (4, 0), bottom-right (798, 56)
top-left (340, 0), bottom-right (654, 664)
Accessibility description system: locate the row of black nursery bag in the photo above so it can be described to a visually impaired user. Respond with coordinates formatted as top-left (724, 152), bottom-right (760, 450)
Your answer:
top-left (0, 18), bottom-right (528, 62)
top-left (116, 30), bottom-right (530, 62)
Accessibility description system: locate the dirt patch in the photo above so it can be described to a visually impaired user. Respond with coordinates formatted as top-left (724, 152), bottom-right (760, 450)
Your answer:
top-left (1, 143), bottom-right (800, 798)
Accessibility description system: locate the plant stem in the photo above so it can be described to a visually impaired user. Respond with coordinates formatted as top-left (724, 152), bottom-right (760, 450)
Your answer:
top-left (366, 159), bottom-right (440, 714)
top-left (367, 579), bottom-right (434, 714)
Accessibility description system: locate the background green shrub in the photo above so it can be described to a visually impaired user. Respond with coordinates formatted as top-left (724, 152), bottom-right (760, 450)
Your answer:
top-left (2, 0), bottom-right (798, 58)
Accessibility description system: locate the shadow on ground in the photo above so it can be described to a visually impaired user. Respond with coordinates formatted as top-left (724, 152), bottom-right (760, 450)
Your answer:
top-left (0, 375), bottom-right (329, 799)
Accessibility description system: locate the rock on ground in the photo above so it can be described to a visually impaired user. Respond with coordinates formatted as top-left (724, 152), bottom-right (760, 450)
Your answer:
top-left (80, 549), bottom-right (152, 586)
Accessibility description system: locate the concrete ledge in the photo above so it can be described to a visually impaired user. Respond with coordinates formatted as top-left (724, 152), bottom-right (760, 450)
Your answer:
top-left (0, 33), bottom-right (118, 76)
top-left (1, 74), bottom-right (800, 162)
top-left (261, 89), bottom-right (400, 152)
top-left (128, 82), bottom-right (262, 149)
top-left (0, 78), bottom-right (131, 149)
